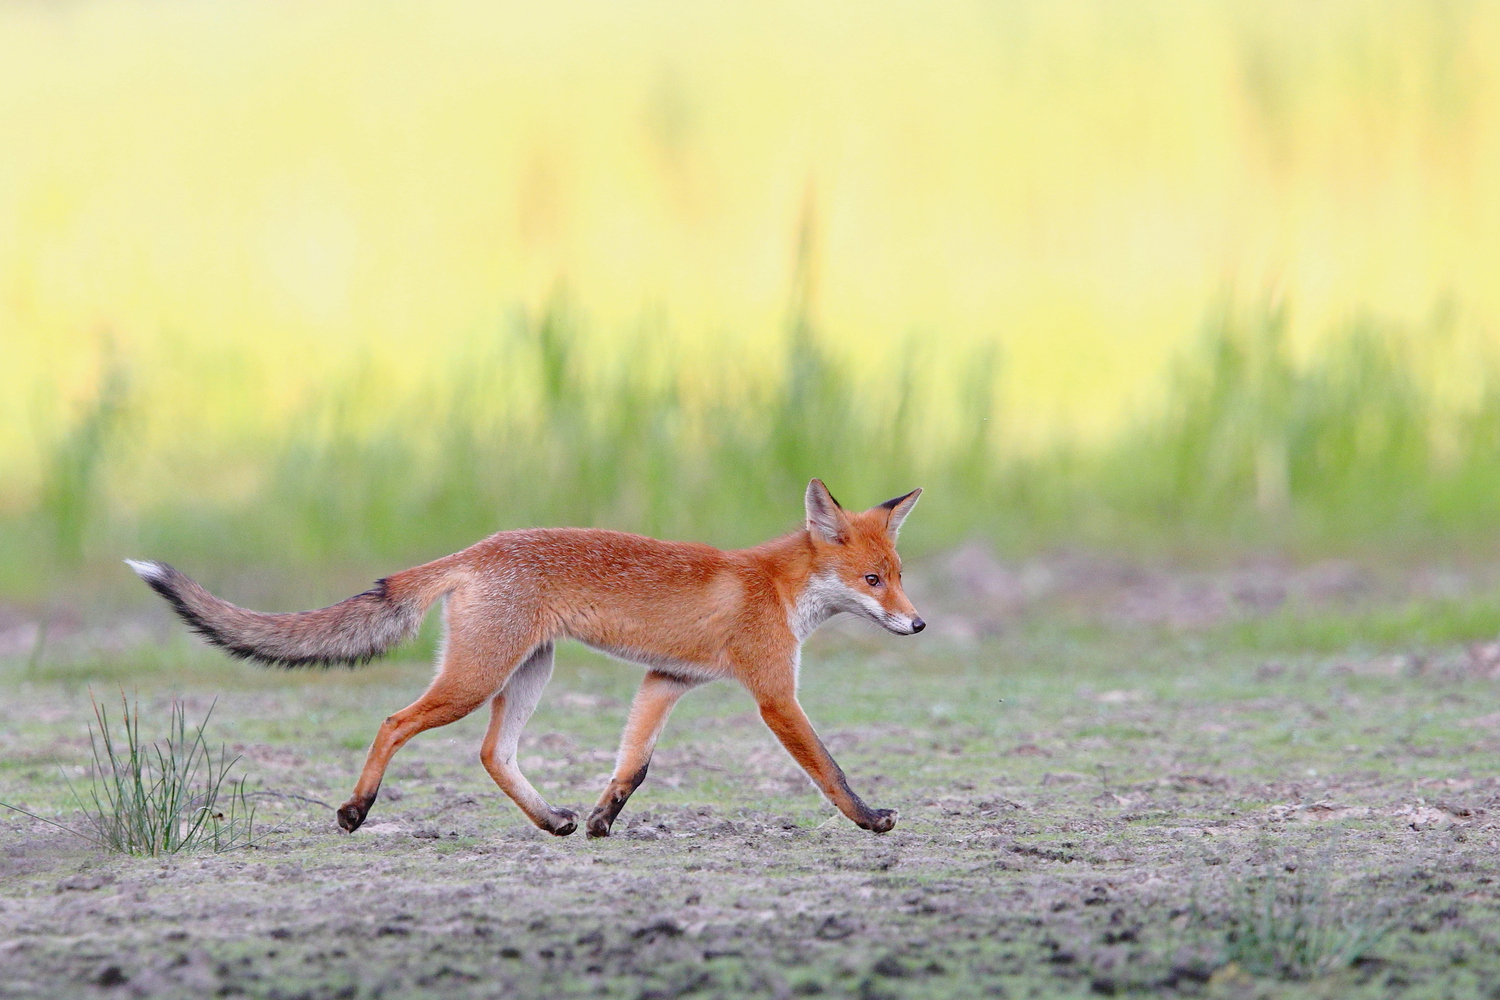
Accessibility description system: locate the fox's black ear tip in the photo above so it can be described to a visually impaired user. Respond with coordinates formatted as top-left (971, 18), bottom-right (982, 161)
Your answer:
top-left (805, 478), bottom-right (842, 510)
top-left (879, 488), bottom-right (923, 511)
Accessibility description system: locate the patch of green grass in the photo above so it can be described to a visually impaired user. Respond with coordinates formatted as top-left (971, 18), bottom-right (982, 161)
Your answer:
top-left (0, 692), bottom-right (257, 856)
top-left (1213, 590), bottom-right (1500, 653)
top-left (1205, 840), bottom-right (1398, 981)
top-left (35, 341), bottom-right (129, 570)
top-left (11, 294), bottom-right (1500, 601)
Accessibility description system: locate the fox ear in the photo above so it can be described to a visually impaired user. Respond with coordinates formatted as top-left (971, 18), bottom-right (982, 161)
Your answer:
top-left (877, 488), bottom-right (922, 539)
top-left (804, 478), bottom-right (848, 543)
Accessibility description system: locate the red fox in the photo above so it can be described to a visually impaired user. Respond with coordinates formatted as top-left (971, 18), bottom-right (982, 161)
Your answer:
top-left (127, 479), bottom-right (923, 837)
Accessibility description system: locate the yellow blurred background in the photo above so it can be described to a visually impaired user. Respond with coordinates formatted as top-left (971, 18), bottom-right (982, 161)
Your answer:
top-left (3, 0), bottom-right (1498, 515)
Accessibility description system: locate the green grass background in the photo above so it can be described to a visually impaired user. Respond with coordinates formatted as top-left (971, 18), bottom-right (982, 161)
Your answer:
top-left (11, 293), bottom-right (1500, 599)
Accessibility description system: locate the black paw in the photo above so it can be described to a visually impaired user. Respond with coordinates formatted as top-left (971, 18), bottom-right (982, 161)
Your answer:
top-left (585, 807), bottom-right (613, 839)
top-left (336, 800), bottom-right (369, 833)
top-left (546, 808), bottom-right (578, 837)
top-left (862, 808), bottom-right (898, 834)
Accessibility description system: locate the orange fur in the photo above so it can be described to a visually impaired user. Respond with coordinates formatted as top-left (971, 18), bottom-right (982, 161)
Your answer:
top-left (130, 479), bottom-right (924, 837)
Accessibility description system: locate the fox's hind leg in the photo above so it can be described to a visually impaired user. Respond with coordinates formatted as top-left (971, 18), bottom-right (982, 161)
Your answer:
top-left (478, 642), bottom-right (577, 836)
top-left (337, 612), bottom-right (540, 833)
top-left (586, 670), bottom-right (702, 838)
top-left (337, 674), bottom-right (493, 832)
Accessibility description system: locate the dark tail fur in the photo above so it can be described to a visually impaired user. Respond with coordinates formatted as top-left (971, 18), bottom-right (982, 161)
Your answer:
top-left (126, 559), bottom-right (430, 667)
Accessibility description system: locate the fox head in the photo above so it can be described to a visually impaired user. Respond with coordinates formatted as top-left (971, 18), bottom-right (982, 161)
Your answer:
top-left (799, 478), bottom-right (925, 637)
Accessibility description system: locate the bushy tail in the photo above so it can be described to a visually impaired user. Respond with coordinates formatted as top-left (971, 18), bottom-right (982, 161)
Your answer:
top-left (126, 559), bottom-right (447, 667)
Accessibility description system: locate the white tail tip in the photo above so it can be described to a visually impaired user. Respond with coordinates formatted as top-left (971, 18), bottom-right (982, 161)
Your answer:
top-left (124, 559), bottom-right (167, 582)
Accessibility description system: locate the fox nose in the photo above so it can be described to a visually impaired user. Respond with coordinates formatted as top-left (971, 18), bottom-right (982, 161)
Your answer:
top-left (910, 618), bottom-right (925, 633)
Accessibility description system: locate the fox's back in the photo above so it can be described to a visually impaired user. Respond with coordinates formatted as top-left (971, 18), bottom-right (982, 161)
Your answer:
top-left (457, 528), bottom-right (754, 669)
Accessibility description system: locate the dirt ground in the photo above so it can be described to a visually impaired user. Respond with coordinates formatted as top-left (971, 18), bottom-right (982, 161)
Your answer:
top-left (5, 550), bottom-right (1500, 998)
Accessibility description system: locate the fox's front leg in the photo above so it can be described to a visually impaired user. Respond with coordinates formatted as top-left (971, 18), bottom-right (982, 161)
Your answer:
top-left (586, 670), bottom-right (701, 838)
top-left (757, 691), bottom-right (896, 833)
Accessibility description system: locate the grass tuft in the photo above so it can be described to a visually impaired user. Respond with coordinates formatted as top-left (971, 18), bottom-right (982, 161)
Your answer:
top-left (1207, 844), bottom-right (1394, 980)
top-left (68, 692), bottom-right (256, 856)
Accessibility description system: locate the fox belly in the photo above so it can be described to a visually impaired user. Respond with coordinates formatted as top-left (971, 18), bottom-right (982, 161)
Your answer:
top-left (577, 640), bottom-right (725, 681)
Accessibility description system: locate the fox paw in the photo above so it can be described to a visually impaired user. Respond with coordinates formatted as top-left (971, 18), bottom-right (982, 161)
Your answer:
top-left (861, 809), bottom-right (898, 834)
top-left (585, 808), bottom-right (613, 839)
top-left (336, 800), bottom-right (370, 833)
top-left (545, 808), bottom-right (578, 837)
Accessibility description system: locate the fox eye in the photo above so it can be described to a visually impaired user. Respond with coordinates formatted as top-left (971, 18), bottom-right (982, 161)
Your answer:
top-left (865, 574), bottom-right (881, 587)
